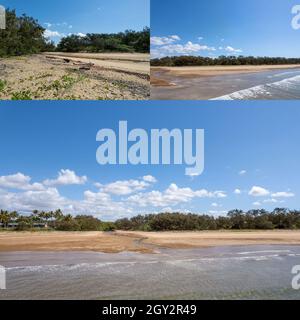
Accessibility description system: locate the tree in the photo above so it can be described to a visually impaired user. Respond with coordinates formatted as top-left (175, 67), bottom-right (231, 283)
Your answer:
top-left (0, 9), bottom-right (51, 57)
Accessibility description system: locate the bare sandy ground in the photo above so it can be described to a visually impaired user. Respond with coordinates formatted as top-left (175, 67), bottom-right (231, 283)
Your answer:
top-left (45, 52), bottom-right (150, 75)
top-left (0, 53), bottom-right (150, 100)
top-left (151, 65), bottom-right (300, 86)
top-left (1, 230), bottom-right (300, 253)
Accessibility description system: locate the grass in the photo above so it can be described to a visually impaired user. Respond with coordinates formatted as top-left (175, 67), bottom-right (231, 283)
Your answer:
top-left (11, 90), bottom-right (33, 100)
top-left (0, 79), bottom-right (7, 92)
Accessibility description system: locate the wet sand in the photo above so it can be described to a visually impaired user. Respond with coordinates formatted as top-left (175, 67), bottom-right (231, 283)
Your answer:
top-left (151, 65), bottom-right (300, 83)
top-left (1, 230), bottom-right (300, 253)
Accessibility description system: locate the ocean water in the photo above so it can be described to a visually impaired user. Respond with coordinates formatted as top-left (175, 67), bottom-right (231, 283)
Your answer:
top-left (1, 245), bottom-right (300, 300)
top-left (151, 68), bottom-right (300, 100)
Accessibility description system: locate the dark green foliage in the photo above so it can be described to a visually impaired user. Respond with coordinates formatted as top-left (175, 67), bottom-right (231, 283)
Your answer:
top-left (57, 27), bottom-right (150, 53)
top-left (115, 209), bottom-right (300, 231)
top-left (151, 55), bottom-right (300, 67)
top-left (0, 9), bottom-right (52, 57)
top-left (74, 215), bottom-right (102, 231)
top-left (1, 208), bottom-right (300, 232)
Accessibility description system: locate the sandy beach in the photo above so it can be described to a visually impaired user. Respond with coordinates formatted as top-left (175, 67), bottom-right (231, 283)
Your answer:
top-left (1, 230), bottom-right (300, 253)
top-left (151, 65), bottom-right (300, 86)
top-left (0, 53), bottom-right (150, 100)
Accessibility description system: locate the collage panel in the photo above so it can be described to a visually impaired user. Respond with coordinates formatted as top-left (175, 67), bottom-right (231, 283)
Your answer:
top-left (151, 0), bottom-right (300, 100)
top-left (0, 0), bottom-right (150, 101)
top-left (0, 102), bottom-right (299, 300)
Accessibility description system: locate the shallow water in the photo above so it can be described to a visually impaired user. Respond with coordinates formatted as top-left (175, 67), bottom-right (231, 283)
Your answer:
top-left (1, 245), bottom-right (300, 300)
top-left (151, 68), bottom-right (300, 100)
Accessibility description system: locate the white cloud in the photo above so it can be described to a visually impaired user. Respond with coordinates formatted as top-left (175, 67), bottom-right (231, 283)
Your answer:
top-left (224, 46), bottom-right (242, 53)
top-left (263, 198), bottom-right (281, 204)
top-left (142, 175), bottom-right (157, 183)
top-left (77, 33), bottom-right (86, 38)
top-left (198, 37), bottom-right (204, 41)
top-left (253, 201), bottom-right (262, 206)
top-left (43, 169), bottom-right (87, 186)
top-left (271, 192), bottom-right (295, 198)
top-left (209, 210), bottom-right (227, 216)
top-left (211, 202), bottom-right (222, 208)
top-left (151, 35), bottom-right (180, 46)
top-left (0, 173), bottom-right (44, 191)
top-left (127, 183), bottom-right (226, 208)
top-left (249, 186), bottom-right (270, 197)
top-left (44, 22), bottom-right (52, 28)
top-left (239, 170), bottom-right (247, 175)
top-left (98, 179), bottom-right (150, 196)
top-left (44, 29), bottom-right (65, 38)
top-left (234, 189), bottom-right (242, 195)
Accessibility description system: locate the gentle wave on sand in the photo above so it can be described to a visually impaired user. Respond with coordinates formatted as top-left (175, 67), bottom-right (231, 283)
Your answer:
top-left (212, 74), bottom-right (300, 100)
top-left (1, 245), bottom-right (300, 300)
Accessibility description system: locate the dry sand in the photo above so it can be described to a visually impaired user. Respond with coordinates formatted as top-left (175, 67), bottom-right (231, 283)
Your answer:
top-left (151, 64), bottom-right (300, 86)
top-left (1, 230), bottom-right (300, 253)
top-left (0, 53), bottom-right (150, 100)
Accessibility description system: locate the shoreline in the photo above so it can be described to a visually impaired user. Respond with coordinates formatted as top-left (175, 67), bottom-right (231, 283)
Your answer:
top-left (151, 64), bottom-right (300, 87)
top-left (1, 230), bottom-right (300, 253)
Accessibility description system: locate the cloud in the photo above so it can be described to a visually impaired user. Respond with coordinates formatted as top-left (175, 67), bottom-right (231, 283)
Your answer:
top-left (198, 37), bottom-right (204, 41)
top-left (234, 189), bottom-right (242, 195)
top-left (152, 42), bottom-right (216, 57)
top-left (209, 210), bottom-right (227, 215)
top-left (44, 22), bottom-right (52, 28)
top-left (151, 35), bottom-right (180, 46)
top-left (239, 170), bottom-right (247, 175)
top-left (142, 175), bottom-right (157, 183)
top-left (97, 179), bottom-right (151, 196)
top-left (211, 202), bottom-right (222, 208)
top-left (44, 29), bottom-right (65, 38)
top-left (253, 201), bottom-right (261, 206)
top-left (77, 33), bottom-right (86, 38)
top-left (0, 173), bottom-right (44, 191)
top-left (271, 192), bottom-right (295, 198)
top-left (224, 46), bottom-right (242, 54)
top-left (127, 183), bottom-right (226, 208)
top-left (249, 186), bottom-right (270, 197)
top-left (43, 169), bottom-right (87, 186)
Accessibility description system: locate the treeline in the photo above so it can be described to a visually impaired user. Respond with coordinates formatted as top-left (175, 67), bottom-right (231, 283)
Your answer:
top-left (0, 209), bottom-right (115, 231)
top-left (115, 209), bottom-right (300, 231)
top-left (151, 55), bottom-right (300, 67)
top-left (57, 28), bottom-right (150, 53)
top-left (0, 9), bottom-right (54, 57)
top-left (2, 208), bottom-right (300, 232)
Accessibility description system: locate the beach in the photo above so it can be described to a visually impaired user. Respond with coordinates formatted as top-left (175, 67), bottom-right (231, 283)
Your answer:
top-left (151, 65), bottom-right (300, 99)
top-left (1, 231), bottom-right (300, 299)
top-left (1, 230), bottom-right (300, 253)
top-left (0, 53), bottom-right (150, 100)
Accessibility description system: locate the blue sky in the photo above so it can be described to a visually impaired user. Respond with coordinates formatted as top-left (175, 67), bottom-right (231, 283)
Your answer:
top-left (2, 0), bottom-right (149, 43)
top-left (0, 102), bottom-right (299, 221)
top-left (151, 0), bottom-right (300, 58)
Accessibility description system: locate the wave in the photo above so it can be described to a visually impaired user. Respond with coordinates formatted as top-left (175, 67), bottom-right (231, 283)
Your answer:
top-left (211, 75), bottom-right (300, 100)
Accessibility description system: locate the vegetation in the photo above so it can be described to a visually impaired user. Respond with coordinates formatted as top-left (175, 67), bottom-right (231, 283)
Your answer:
top-left (115, 209), bottom-right (300, 231)
top-left (0, 9), bottom-right (149, 57)
top-left (0, 209), bottom-right (112, 231)
top-left (56, 28), bottom-right (150, 53)
top-left (1, 208), bottom-right (300, 232)
top-left (0, 9), bottom-right (54, 57)
top-left (151, 55), bottom-right (300, 67)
